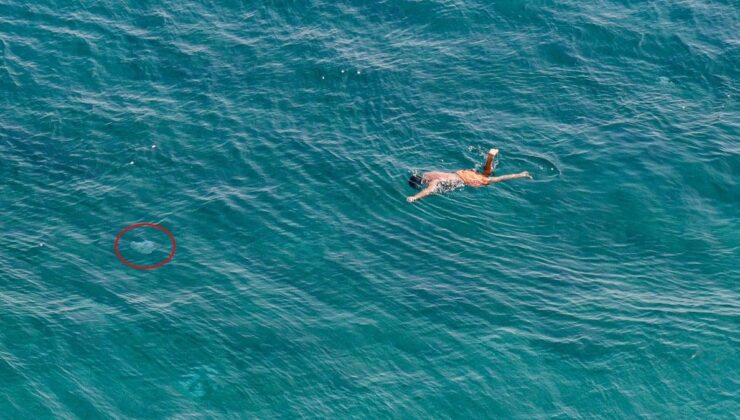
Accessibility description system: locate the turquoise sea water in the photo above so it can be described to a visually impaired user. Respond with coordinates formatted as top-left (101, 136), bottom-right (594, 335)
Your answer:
top-left (1, 0), bottom-right (738, 417)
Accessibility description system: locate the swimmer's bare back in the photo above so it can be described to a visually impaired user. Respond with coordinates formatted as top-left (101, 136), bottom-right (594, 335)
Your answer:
top-left (406, 148), bottom-right (532, 203)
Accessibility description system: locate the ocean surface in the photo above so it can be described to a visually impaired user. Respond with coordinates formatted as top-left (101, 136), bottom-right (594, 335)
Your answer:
top-left (1, 0), bottom-right (738, 417)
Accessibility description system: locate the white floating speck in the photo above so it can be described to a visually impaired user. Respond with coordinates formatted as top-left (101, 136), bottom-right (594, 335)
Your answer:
top-left (129, 161), bottom-right (134, 165)
top-left (356, 70), bottom-right (360, 75)
top-left (151, 144), bottom-right (157, 149)
top-left (341, 69), bottom-right (345, 73)
top-left (321, 76), bottom-right (325, 80)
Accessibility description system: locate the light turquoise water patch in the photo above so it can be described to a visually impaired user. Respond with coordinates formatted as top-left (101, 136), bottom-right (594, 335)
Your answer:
top-left (1, 0), bottom-right (738, 418)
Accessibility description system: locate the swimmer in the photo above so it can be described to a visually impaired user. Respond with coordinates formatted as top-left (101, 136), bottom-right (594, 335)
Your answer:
top-left (407, 148), bottom-right (532, 203)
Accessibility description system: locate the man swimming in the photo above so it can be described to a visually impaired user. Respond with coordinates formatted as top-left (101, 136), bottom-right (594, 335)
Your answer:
top-left (407, 148), bottom-right (531, 203)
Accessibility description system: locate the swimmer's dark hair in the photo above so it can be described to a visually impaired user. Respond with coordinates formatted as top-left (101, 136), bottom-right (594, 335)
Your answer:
top-left (408, 174), bottom-right (423, 189)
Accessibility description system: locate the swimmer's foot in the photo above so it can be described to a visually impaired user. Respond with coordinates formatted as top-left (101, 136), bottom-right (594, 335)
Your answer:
top-left (521, 171), bottom-right (533, 180)
top-left (488, 148), bottom-right (499, 158)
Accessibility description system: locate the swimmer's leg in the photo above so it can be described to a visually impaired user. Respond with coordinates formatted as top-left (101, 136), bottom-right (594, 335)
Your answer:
top-left (483, 148), bottom-right (499, 176)
top-left (486, 171), bottom-right (532, 184)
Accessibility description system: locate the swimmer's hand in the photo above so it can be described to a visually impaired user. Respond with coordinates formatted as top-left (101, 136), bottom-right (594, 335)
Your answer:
top-left (406, 196), bottom-right (417, 203)
top-left (522, 171), bottom-right (533, 180)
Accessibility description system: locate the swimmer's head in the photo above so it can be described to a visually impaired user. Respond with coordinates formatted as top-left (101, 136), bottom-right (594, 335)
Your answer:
top-left (408, 174), bottom-right (423, 189)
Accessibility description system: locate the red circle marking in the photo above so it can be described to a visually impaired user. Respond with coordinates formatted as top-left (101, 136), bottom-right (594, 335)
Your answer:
top-left (114, 223), bottom-right (176, 270)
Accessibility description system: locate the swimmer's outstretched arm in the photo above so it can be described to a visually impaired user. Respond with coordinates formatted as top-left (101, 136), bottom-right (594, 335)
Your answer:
top-left (407, 180), bottom-right (440, 203)
top-left (486, 171), bottom-right (532, 184)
